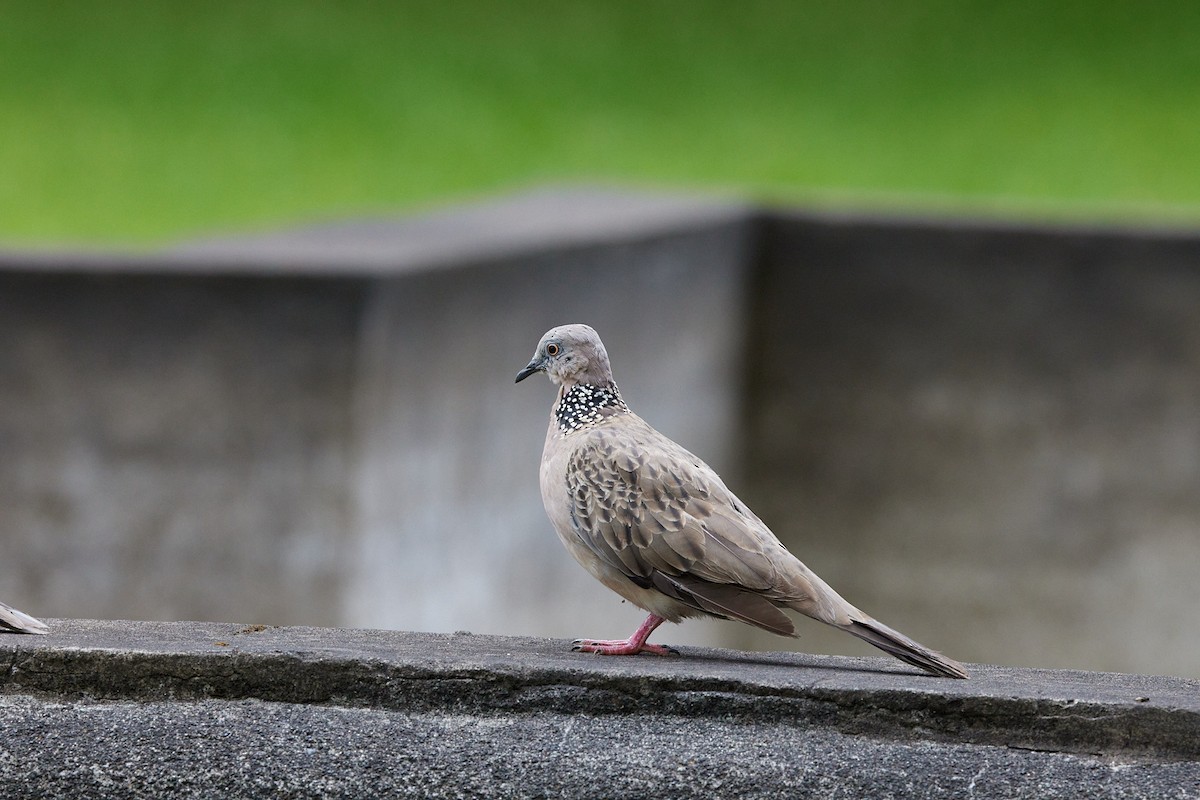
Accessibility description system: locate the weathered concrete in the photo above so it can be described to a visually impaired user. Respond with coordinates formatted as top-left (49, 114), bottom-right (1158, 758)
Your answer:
top-left (733, 213), bottom-right (1200, 679)
top-left (0, 274), bottom-right (362, 627)
top-left (0, 621), bottom-right (1196, 799)
top-left (0, 188), bottom-right (757, 647)
top-left (0, 186), bottom-right (751, 276)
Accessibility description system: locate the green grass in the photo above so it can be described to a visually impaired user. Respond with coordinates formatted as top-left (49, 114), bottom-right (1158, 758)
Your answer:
top-left (2, 1), bottom-right (1199, 246)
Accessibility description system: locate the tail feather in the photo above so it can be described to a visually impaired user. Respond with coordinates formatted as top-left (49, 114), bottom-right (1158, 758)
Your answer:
top-left (0, 601), bottom-right (49, 635)
top-left (843, 617), bottom-right (968, 679)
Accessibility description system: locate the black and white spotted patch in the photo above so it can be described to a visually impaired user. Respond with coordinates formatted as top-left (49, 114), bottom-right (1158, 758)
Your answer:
top-left (554, 382), bottom-right (630, 433)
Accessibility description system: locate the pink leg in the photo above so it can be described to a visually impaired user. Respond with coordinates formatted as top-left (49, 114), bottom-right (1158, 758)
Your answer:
top-left (572, 613), bottom-right (679, 656)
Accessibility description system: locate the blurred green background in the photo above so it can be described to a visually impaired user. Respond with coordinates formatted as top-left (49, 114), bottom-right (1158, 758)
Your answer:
top-left (2, 0), bottom-right (1198, 247)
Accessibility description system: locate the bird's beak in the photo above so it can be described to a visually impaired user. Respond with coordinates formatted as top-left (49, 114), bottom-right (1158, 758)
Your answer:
top-left (514, 357), bottom-right (543, 384)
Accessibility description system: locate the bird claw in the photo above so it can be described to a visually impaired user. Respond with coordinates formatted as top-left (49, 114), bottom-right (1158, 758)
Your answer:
top-left (571, 637), bottom-right (679, 657)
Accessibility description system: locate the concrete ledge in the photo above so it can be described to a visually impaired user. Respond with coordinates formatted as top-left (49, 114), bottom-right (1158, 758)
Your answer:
top-left (0, 187), bottom-right (754, 276)
top-left (4, 620), bottom-right (1198, 758)
top-left (2, 621), bottom-right (1197, 797)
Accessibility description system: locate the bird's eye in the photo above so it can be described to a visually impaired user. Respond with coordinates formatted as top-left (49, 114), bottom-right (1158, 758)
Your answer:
top-left (546, 343), bottom-right (560, 357)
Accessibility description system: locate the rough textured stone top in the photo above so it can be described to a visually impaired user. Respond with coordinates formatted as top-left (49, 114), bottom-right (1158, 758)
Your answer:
top-left (2, 619), bottom-right (1196, 760)
top-left (2, 620), bottom-right (1197, 798)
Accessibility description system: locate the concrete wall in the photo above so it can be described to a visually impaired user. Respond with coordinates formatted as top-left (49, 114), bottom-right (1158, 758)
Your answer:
top-left (0, 274), bottom-right (362, 626)
top-left (0, 190), bottom-right (756, 651)
top-left (1, 189), bottom-right (1198, 679)
top-left (737, 215), bottom-right (1200, 678)
top-left (346, 224), bottom-right (754, 639)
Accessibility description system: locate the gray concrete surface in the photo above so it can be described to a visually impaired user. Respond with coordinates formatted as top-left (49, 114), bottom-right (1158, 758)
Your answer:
top-left (0, 620), bottom-right (1196, 799)
top-left (0, 274), bottom-right (362, 627)
top-left (0, 188), bottom-right (756, 648)
top-left (0, 186), bottom-right (751, 276)
top-left (733, 214), bottom-right (1200, 679)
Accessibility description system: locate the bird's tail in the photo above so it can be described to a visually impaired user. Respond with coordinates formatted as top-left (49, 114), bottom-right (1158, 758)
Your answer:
top-left (0, 601), bottom-right (49, 635)
top-left (840, 615), bottom-right (968, 679)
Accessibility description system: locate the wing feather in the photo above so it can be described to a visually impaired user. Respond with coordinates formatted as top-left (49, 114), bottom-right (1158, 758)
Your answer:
top-left (564, 420), bottom-right (803, 635)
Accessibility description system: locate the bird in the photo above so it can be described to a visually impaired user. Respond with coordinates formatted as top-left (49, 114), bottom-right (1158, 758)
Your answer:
top-left (0, 600), bottom-right (49, 635)
top-left (515, 323), bottom-right (968, 679)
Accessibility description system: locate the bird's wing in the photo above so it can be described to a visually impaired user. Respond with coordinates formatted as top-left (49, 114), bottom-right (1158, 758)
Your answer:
top-left (564, 423), bottom-right (807, 636)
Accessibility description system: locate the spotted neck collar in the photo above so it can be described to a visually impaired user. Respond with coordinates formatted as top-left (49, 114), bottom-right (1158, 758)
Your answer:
top-left (554, 382), bottom-right (630, 433)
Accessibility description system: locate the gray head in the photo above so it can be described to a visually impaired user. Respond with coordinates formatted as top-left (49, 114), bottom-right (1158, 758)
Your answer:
top-left (515, 324), bottom-right (615, 389)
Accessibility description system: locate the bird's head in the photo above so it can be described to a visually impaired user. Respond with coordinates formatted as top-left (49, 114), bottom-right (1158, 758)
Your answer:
top-left (515, 324), bottom-right (614, 389)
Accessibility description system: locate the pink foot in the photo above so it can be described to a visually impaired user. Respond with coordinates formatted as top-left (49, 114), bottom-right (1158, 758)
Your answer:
top-left (570, 613), bottom-right (678, 656)
top-left (572, 637), bottom-right (679, 656)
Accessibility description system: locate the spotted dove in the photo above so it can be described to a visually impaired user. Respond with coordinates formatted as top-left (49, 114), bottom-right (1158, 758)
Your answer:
top-left (516, 323), bottom-right (967, 679)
